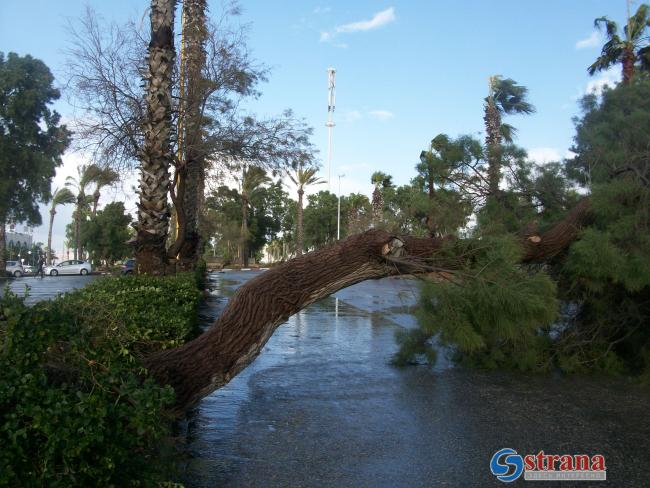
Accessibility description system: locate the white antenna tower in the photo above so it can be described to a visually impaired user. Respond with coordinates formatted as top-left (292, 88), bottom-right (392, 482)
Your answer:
top-left (326, 67), bottom-right (336, 190)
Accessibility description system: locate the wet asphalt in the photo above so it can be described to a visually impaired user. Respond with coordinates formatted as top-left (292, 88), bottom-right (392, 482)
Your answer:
top-left (6, 272), bottom-right (650, 487)
top-left (179, 271), bottom-right (650, 488)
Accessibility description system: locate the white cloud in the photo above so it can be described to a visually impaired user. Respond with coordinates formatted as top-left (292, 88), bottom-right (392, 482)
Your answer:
top-left (527, 147), bottom-right (561, 164)
top-left (369, 110), bottom-right (393, 121)
top-left (576, 31), bottom-right (601, 49)
top-left (586, 67), bottom-right (620, 96)
top-left (320, 7), bottom-right (396, 44)
top-left (336, 7), bottom-right (396, 34)
top-left (313, 6), bottom-right (331, 14)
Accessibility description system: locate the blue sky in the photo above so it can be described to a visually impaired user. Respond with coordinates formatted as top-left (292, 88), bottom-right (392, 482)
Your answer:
top-left (0, 0), bottom-right (628, 256)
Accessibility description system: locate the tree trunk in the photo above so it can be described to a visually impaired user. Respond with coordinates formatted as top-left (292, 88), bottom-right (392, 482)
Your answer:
top-left (240, 195), bottom-right (248, 267)
top-left (0, 218), bottom-right (6, 275)
top-left (484, 101), bottom-right (502, 198)
top-left (47, 208), bottom-right (56, 265)
top-left (75, 200), bottom-right (82, 261)
top-left (296, 188), bottom-right (304, 256)
top-left (92, 190), bottom-right (100, 217)
top-left (146, 199), bottom-right (591, 414)
top-left (135, 0), bottom-right (176, 275)
top-left (622, 46), bottom-right (635, 85)
top-left (176, 0), bottom-right (208, 271)
top-left (371, 187), bottom-right (383, 227)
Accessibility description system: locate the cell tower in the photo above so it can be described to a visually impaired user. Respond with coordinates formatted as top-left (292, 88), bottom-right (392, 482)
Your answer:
top-left (326, 68), bottom-right (336, 190)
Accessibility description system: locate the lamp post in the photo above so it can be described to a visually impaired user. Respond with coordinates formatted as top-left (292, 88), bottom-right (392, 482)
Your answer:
top-left (326, 68), bottom-right (336, 190)
top-left (337, 174), bottom-right (345, 240)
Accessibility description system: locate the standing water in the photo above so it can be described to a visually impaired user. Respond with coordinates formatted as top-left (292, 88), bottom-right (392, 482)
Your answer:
top-left (179, 270), bottom-right (650, 487)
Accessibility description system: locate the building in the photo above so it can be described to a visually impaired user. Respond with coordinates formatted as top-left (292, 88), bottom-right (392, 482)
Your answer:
top-left (6, 231), bottom-right (32, 249)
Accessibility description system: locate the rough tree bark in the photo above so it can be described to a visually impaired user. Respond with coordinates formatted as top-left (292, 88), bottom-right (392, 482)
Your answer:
top-left (146, 199), bottom-right (591, 414)
top-left (484, 100), bottom-right (502, 198)
top-left (622, 46), bottom-right (635, 85)
top-left (135, 0), bottom-right (176, 275)
top-left (176, 0), bottom-right (208, 271)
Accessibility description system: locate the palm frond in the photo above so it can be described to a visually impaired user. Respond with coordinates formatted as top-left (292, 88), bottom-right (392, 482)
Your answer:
top-left (627, 4), bottom-right (650, 41)
top-left (588, 38), bottom-right (625, 75)
top-left (499, 123), bottom-right (518, 144)
top-left (51, 187), bottom-right (76, 207)
top-left (492, 78), bottom-right (535, 115)
top-left (594, 16), bottom-right (618, 38)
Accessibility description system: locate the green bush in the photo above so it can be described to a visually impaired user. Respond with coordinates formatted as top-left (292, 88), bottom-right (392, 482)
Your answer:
top-left (0, 274), bottom-right (201, 486)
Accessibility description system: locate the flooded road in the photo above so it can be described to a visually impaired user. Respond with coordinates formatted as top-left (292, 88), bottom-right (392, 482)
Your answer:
top-left (6, 272), bottom-right (650, 486)
top-left (181, 270), bottom-right (650, 487)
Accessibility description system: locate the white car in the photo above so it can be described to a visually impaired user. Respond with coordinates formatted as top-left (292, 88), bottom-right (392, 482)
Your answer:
top-left (44, 260), bottom-right (92, 276)
top-left (5, 261), bottom-right (25, 277)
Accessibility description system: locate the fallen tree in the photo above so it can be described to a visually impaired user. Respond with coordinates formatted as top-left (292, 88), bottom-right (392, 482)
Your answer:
top-left (146, 200), bottom-right (591, 413)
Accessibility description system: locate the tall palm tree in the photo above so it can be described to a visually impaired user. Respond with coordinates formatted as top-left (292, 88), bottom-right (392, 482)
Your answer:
top-left (66, 164), bottom-right (104, 260)
top-left (136, 0), bottom-right (176, 274)
top-left (484, 76), bottom-right (534, 198)
top-left (46, 187), bottom-right (75, 264)
top-left (175, 0), bottom-right (209, 270)
top-left (288, 164), bottom-right (323, 256)
top-left (239, 165), bottom-right (270, 266)
top-left (91, 168), bottom-right (119, 216)
top-left (370, 171), bottom-right (393, 226)
top-left (589, 4), bottom-right (650, 85)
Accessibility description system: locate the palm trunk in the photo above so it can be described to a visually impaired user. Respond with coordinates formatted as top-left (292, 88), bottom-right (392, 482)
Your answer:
top-left (176, 0), bottom-right (208, 271)
top-left (135, 0), bottom-right (176, 275)
top-left (0, 218), bottom-right (6, 275)
top-left (47, 208), bottom-right (56, 265)
top-left (484, 101), bottom-right (502, 198)
top-left (622, 46), bottom-right (635, 85)
top-left (296, 188), bottom-right (304, 256)
top-left (371, 187), bottom-right (383, 227)
top-left (75, 200), bottom-right (82, 261)
top-left (92, 190), bottom-right (100, 216)
top-left (240, 195), bottom-right (248, 267)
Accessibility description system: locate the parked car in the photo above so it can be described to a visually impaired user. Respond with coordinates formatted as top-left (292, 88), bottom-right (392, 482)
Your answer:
top-left (5, 261), bottom-right (25, 277)
top-left (44, 260), bottom-right (92, 276)
top-left (120, 259), bottom-right (135, 275)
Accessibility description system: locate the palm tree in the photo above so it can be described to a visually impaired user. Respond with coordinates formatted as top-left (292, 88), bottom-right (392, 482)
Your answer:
top-left (136, 0), bottom-right (176, 274)
top-left (288, 164), bottom-right (323, 256)
top-left (370, 171), bottom-right (393, 226)
top-left (175, 0), bottom-right (209, 270)
top-left (66, 164), bottom-right (104, 260)
top-left (46, 187), bottom-right (75, 265)
top-left (91, 168), bottom-right (119, 216)
top-left (484, 76), bottom-right (534, 198)
top-left (589, 4), bottom-right (650, 85)
top-left (239, 165), bottom-right (270, 266)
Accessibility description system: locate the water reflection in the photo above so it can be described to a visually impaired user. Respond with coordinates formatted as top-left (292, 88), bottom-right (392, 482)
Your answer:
top-left (179, 271), bottom-right (650, 487)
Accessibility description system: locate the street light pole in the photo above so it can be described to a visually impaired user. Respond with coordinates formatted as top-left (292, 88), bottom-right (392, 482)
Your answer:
top-left (337, 174), bottom-right (344, 240)
top-left (326, 68), bottom-right (336, 190)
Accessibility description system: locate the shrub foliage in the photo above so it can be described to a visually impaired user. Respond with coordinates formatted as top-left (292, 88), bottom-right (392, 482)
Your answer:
top-left (0, 274), bottom-right (201, 486)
